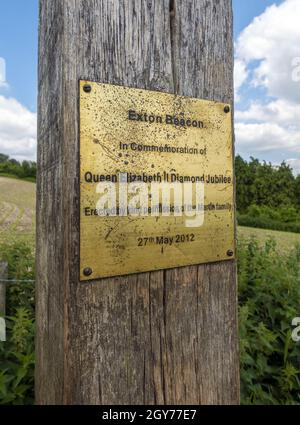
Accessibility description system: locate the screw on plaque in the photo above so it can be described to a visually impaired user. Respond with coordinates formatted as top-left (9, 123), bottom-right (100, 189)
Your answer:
top-left (227, 250), bottom-right (234, 257)
top-left (83, 267), bottom-right (93, 277)
top-left (224, 105), bottom-right (230, 113)
top-left (83, 84), bottom-right (92, 93)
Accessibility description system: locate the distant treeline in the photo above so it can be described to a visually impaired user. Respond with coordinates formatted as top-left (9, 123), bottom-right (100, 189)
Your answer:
top-left (236, 155), bottom-right (300, 232)
top-left (1, 152), bottom-right (300, 229)
top-left (0, 153), bottom-right (36, 181)
top-left (236, 155), bottom-right (300, 211)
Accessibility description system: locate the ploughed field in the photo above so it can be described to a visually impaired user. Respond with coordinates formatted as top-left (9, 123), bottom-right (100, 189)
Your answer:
top-left (0, 176), bottom-right (300, 252)
top-left (0, 177), bottom-right (36, 245)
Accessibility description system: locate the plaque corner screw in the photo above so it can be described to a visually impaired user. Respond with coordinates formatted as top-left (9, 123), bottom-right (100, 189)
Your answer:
top-left (227, 250), bottom-right (234, 257)
top-left (83, 84), bottom-right (92, 93)
top-left (83, 267), bottom-right (93, 277)
top-left (224, 105), bottom-right (230, 113)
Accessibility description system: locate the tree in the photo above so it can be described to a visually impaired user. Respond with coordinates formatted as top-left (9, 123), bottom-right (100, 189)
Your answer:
top-left (0, 154), bottom-right (9, 163)
top-left (295, 174), bottom-right (300, 209)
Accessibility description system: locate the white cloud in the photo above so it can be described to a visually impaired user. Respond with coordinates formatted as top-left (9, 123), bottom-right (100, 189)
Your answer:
top-left (0, 95), bottom-right (37, 161)
top-left (235, 0), bottom-right (300, 103)
top-left (0, 57), bottom-right (8, 88)
top-left (235, 122), bottom-right (300, 154)
top-left (286, 159), bottom-right (300, 175)
top-left (234, 0), bottom-right (300, 175)
top-left (234, 59), bottom-right (248, 101)
top-left (291, 57), bottom-right (300, 82)
top-left (236, 99), bottom-right (300, 126)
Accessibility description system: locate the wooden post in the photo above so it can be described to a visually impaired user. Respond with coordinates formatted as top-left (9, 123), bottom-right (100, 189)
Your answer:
top-left (0, 262), bottom-right (7, 316)
top-left (36, 0), bottom-right (239, 404)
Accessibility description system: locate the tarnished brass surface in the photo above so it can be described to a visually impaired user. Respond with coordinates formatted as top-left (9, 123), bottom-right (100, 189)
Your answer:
top-left (80, 81), bottom-right (235, 280)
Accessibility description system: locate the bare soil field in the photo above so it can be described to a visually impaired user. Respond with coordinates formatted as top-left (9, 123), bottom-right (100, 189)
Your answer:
top-left (0, 177), bottom-right (36, 244)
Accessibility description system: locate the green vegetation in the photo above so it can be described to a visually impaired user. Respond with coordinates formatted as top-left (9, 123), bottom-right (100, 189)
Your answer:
top-left (1, 235), bottom-right (300, 405)
top-left (238, 214), bottom-right (300, 234)
top-left (236, 156), bottom-right (300, 211)
top-left (0, 176), bottom-right (35, 403)
top-left (0, 154), bottom-right (36, 182)
top-left (2, 151), bottom-right (300, 234)
top-left (1, 158), bottom-right (300, 404)
top-left (239, 237), bottom-right (300, 404)
top-left (0, 240), bottom-right (35, 405)
top-left (236, 156), bottom-right (300, 233)
top-left (239, 227), bottom-right (300, 253)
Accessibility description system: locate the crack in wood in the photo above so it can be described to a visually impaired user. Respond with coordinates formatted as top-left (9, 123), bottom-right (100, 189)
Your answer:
top-left (169, 0), bottom-right (177, 93)
top-left (36, 0), bottom-right (239, 405)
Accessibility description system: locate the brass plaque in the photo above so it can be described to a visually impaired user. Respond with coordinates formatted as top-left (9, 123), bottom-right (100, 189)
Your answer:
top-left (80, 81), bottom-right (235, 281)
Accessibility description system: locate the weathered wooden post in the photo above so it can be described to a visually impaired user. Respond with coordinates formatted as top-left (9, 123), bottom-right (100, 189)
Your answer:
top-left (0, 262), bottom-right (7, 342)
top-left (36, 0), bottom-right (239, 404)
top-left (0, 262), bottom-right (7, 316)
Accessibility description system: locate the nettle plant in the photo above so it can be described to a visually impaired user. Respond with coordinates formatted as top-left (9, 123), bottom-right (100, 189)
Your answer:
top-left (0, 240), bottom-right (35, 405)
top-left (238, 237), bottom-right (300, 405)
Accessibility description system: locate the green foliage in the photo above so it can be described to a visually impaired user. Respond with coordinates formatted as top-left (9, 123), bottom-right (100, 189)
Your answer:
top-left (1, 236), bottom-right (300, 405)
top-left (0, 154), bottom-right (36, 181)
top-left (235, 156), bottom-right (300, 233)
top-left (0, 240), bottom-right (35, 405)
top-left (0, 154), bottom-right (9, 163)
top-left (238, 237), bottom-right (300, 404)
top-left (235, 156), bottom-right (299, 212)
top-left (0, 240), bottom-right (35, 316)
top-left (0, 309), bottom-right (35, 404)
top-left (238, 213), bottom-right (300, 234)
top-left (246, 205), bottom-right (300, 223)
top-left (295, 175), bottom-right (300, 210)
top-left (235, 155), bottom-right (256, 211)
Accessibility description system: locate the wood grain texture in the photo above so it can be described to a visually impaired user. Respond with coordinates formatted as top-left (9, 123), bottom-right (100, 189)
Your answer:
top-left (36, 0), bottom-right (239, 405)
top-left (0, 262), bottom-right (7, 316)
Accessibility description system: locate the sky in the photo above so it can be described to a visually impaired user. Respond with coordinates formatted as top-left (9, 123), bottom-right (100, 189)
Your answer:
top-left (0, 0), bottom-right (299, 174)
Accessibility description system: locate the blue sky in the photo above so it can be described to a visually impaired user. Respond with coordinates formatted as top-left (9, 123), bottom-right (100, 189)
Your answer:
top-left (0, 0), bottom-right (299, 174)
top-left (0, 0), bottom-right (38, 111)
top-left (0, 0), bottom-right (283, 112)
top-left (233, 0), bottom-right (283, 37)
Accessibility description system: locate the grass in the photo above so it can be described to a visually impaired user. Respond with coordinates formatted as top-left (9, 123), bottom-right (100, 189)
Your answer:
top-left (0, 173), bottom-right (36, 183)
top-left (238, 226), bottom-right (300, 253)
